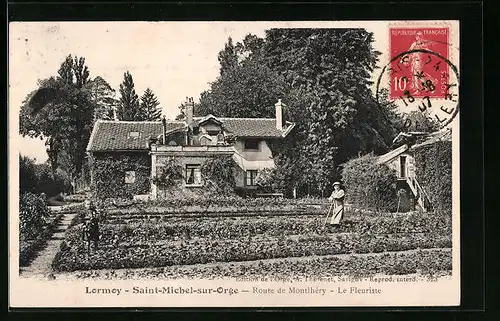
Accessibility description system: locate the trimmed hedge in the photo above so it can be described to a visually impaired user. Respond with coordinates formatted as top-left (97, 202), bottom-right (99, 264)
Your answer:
top-left (413, 141), bottom-right (452, 214)
top-left (341, 153), bottom-right (398, 212)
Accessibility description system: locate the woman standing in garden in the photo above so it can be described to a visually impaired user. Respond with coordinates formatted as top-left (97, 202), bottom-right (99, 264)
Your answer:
top-left (328, 182), bottom-right (345, 226)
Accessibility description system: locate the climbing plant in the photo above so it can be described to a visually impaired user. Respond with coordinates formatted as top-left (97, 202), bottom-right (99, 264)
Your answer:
top-left (413, 141), bottom-right (452, 215)
top-left (153, 157), bottom-right (184, 188)
top-left (201, 155), bottom-right (237, 194)
top-left (90, 153), bottom-right (150, 201)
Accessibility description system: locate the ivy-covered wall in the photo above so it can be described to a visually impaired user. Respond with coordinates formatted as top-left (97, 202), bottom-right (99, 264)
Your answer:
top-left (413, 141), bottom-right (452, 214)
top-left (89, 152), bottom-right (151, 201)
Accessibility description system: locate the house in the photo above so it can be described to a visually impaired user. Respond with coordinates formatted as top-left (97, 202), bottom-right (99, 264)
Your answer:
top-left (86, 98), bottom-right (295, 199)
top-left (376, 129), bottom-right (452, 212)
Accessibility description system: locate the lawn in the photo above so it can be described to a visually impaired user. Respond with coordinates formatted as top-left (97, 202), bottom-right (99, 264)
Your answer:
top-left (52, 200), bottom-right (453, 279)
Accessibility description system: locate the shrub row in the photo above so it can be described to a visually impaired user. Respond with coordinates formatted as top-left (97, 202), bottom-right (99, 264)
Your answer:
top-left (52, 230), bottom-right (451, 272)
top-left (19, 192), bottom-right (51, 240)
top-left (19, 213), bottom-right (63, 267)
top-left (72, 249), bottom-right (452, 280)
top-left (107, 195), bottom-right (326, 210)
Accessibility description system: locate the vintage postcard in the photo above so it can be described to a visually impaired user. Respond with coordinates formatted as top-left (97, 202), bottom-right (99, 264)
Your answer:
top-left (9, 20), bottom-right (460, 308)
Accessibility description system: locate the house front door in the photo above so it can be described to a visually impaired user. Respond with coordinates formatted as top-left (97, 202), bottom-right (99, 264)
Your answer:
top-left (400, 156), bottom-right (407, 178)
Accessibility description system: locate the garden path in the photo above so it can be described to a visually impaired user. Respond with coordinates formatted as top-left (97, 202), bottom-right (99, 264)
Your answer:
top-left (19, 211), bottom-right (77, 279)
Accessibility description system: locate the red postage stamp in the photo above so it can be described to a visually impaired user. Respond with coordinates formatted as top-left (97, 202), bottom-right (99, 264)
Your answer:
top-left (389, 27), bottom-right (450, 99)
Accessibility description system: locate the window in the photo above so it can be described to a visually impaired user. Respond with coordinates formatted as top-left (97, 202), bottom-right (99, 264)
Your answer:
top-left (125, 171), bottom-right (136, 184)
top-left (128, 131), bottom-right (141, 139)
top-left (207, 130), bottom-right (220, 136)
top-left (185, 164), bottom-right (202, 185)
top-left (245, 170), bottom-right (258, 186)
top-left (244, 139), bottom-right (260, 151)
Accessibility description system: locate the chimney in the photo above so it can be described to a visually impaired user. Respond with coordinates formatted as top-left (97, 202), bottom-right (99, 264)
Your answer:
top-left (275, 99), bottom-right (284, 130)
top-left (185, 97), bottom-right (194, 129)
top-left (162, 116), bottom-right (167, 145)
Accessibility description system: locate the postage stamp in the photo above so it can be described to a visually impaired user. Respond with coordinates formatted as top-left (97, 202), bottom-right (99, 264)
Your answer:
top-left (9, 20), bottom-right (461, 308)
top-left (377, 23), bottom-right (459, 131)
top-left (389, 27), bottom-right (450, 99)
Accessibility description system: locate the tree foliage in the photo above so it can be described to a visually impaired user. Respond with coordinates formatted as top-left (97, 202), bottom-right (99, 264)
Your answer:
top-left (197, 58), bottom-right (288, 118)
top-left (402, 110), bottom-right (441, 133)
top-left (140, 88), bottom-right (162, 121)
top-left (88, 76), bottom-right (117, 120)
top-left (198, 30), bottom-right (402, 195)
top-left (19, 155), bottom-right (39, 194)
top-left (218, 37), bottom-right (239, 76)
top-left (117, 71), bottom-right (141, 121)
top-left (19, 55), bottom-right (96, 180)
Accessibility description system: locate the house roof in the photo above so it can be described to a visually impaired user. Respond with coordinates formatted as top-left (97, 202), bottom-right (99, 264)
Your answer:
top-left (376, 144), bottom-right (409, 165)
top-left (376, 129), bottom-right (453, 164)
top-left (410, 129), bottom-right (452, 150)
top-left (87, 117), bottom-right (295, 152)
top-left (201, 117), bottom-right (295, 138)
top-left (86, 120), bottom-right (185, 152)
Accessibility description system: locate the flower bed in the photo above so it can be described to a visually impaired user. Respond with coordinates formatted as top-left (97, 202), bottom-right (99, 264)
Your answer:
top-left (71, 249), bottom-right (452, 280)
top-left (92, 212), bottom-right (451, 242)
top-left (52, 226), bottom-right (450, 272)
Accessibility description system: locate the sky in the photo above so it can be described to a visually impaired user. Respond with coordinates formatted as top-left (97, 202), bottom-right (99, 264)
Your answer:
top-left (9, 21), bottom-right (400, 163)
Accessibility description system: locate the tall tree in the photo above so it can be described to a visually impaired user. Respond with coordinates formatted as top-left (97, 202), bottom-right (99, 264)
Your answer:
top-left (175, 102), bottom-right (186, 120)
top-left (117, 71), bottom-right (141, 121)
top-left (140, 88), bottom-right (162, 121)
top-left (88, 76), bottom-right (118, 121)
top-left (19, 54), bottom-right (95, 182)
top-left (262, 29), bottom-right (397, 191)
top-left (201, 29), bottom-right (403, 195)
top-left (198, 58), bottom-right (288, 118)
top-left (217, 37), bottom-right (239, 76)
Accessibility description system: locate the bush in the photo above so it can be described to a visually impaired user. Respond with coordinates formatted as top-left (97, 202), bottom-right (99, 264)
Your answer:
top-left (19, 192), bottom-right (51, 240)
top-left (341, 153), bottom-right (398, 212)
top-left (19, 155), bottom-right (39, 194)
top-left (19, 213), bottom-right (63, 266)
top-left (413, 141), bottom-right (452, 214)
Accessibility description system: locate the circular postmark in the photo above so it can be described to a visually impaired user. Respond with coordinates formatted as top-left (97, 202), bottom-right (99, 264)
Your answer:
top-left (375, 49), bottom-right (459, 132)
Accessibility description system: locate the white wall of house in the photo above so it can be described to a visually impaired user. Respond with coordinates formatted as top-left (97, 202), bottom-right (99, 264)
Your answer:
top-left (385, 152), bottom-right (416, 179)
top-left (234, 139), bottom-right (273, 161)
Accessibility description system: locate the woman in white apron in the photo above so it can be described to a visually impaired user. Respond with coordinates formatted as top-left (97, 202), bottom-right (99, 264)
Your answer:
top-left (328, 182), bottom-right (345, 225)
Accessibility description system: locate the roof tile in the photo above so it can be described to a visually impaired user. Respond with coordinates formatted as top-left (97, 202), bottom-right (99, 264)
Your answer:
top-left (87, 121), bottom-right (185, 152)
top-left (87, 117), bottom-right (295, 152)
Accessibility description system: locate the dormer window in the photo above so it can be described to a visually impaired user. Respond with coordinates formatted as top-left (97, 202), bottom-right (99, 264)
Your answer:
top-left (207, 130), bottom-right (220, 136)
top-left (128, 131), bottom-right (141, 139)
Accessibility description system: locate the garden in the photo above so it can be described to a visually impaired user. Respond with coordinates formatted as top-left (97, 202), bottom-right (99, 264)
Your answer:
top-left (51, 196), bottom-right (453, 279)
